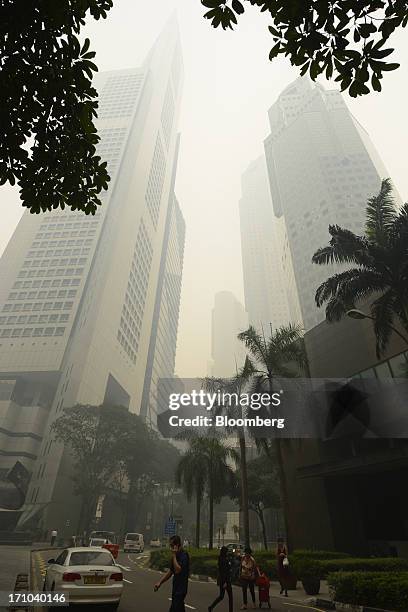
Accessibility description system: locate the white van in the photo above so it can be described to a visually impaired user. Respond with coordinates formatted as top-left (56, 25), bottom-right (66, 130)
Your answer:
top-left (124, 532), bottom-right (144, 553)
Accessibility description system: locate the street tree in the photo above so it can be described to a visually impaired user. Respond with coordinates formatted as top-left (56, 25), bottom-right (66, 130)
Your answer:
top-left (1, 0), bottom-right (112, 214)
top-left (51, 404), bottom-right (128, 533)
top-left (238, 324), bottom-right (308, 552)
top-left (201, 0), bottom-right (408, 97)
top-left (176, 445), bottom-right (207, 548)
top-left (245, 454), bottom-right (280, 550)
top-left (313, 178), bottom-right (408, 357)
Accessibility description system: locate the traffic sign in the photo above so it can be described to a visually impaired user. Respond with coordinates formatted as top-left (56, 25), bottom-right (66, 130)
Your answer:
top-left (164, 517), bottom-right (176, 536)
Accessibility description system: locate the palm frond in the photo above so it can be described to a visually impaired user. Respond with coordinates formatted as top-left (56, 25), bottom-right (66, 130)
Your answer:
top-left (365, 178), bottom-right (397, 246)
top-left (312, 225), bottom-right (369, 266)
top-left (371, 291), bottom-right (397, 357)
top-left (238, 326), bottom-right (268, 364)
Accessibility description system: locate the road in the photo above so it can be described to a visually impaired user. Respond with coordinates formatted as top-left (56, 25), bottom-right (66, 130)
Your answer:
top-left (0, 545), bottom-right (30, 591)
top-left (29, 549), bottom-right (326, 612)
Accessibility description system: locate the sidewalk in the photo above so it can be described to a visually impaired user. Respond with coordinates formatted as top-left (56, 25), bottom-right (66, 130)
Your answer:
top-left (268, 579), bottom-right (331, 605)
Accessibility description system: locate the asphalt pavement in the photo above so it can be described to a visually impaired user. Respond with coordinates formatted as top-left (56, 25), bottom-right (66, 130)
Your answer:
top-left (27, 549), bottom-right (327, 612)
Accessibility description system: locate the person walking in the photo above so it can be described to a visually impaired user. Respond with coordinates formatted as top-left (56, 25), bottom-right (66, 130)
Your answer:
top-left (154, 535), bottom-right (190, 612)
top-left (276, 538), bottom-right (289, 597)
top-left (208, 546), bottom-right (233, 612)
top-left (240, 547), bottom-right (258, 610)
top-left (50, 529), bottom-right (57, 547)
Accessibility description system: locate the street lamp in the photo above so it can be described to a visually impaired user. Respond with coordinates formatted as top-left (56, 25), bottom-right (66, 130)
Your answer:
top-left (346, 309), bottom-right (408, 345)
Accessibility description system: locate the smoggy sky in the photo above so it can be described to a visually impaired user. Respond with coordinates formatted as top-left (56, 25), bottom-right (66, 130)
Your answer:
top-left (2, 1), bottom-right (408, 377)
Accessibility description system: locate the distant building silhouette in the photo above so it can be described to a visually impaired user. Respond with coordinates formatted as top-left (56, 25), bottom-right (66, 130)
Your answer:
top-left (210, 291), bottom-right (248, 378)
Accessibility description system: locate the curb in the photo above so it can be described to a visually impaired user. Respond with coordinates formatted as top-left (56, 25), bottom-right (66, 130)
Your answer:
top-left (312, 600), bottom-right (393, 612)
top-left (10, 572), bottom-right (30, 611)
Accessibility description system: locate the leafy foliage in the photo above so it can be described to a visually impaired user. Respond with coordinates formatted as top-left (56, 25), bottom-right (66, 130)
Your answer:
top-left (237, 324), bottom-right (307, 552)
top-left (51, 403), bottom-right (178, 532)
top-left (233, 453), bottom-right (280, 549)
top-left (52, 404), bottom-right (128, 530)
top-left (176, 434), bottom-right (238, 548)
top-left (201, 0), bottom-right (408, 96)
top-left (328, 570), bottom-right (408, 609)
top-left (1, 0), bottom-right (112, 214)
top-left (313, 178), bottom-right (408, 356)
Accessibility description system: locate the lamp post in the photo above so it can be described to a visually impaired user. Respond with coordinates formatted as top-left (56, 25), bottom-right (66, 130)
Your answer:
top-left (346, 309), bottom-right (408, 346)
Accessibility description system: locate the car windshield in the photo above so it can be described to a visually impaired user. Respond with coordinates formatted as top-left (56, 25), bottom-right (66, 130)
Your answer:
top-left (126, 534), bottom-right (140, 541)
top-left (69, 551), bottom-right (114, 566)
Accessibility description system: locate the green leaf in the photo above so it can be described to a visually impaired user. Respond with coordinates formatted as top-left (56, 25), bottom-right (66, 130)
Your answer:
top-left (232, 0), bottom-right (245, 15)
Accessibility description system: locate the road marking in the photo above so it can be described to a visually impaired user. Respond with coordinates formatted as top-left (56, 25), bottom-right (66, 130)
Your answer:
top-left (167, 598), bottom-right (195, 610)
top-left (282, 602), bottom-right (327, 612)
top-left (116, 564), bottom-right (131, 571)
top-left (123, 578), bottom-right (133, 584)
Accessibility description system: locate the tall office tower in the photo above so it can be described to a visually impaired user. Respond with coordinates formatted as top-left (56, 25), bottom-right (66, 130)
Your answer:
top-left (239, 156), bottom-right (300, 331)
top-left (264, 77), bottom-right (394, 330)
top-left (210, 291), bottom-right (248, 378)
top-left (0, 17), bottom-right (184, 531)
top-left (140, 151), bottom-right (186, 428)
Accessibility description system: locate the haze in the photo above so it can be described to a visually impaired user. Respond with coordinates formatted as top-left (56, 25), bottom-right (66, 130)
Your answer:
top-left (1, 0), bottom-right (408, 377)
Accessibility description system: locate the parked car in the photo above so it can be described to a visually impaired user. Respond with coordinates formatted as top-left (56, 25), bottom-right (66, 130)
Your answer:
top-left (123, 532), bottom-right (144, 553)
top-left (44, 547), bottom-right (123, 610)
top-left (150, 537), bottom-right (162, 548)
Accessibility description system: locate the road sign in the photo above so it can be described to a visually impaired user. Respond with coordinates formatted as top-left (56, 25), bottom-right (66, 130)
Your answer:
top-left (164, 517), bottom-right (176, 536)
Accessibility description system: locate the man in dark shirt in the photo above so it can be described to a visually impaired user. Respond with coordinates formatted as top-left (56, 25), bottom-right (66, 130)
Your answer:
top-left (154, 535), bottom-right (190, 612)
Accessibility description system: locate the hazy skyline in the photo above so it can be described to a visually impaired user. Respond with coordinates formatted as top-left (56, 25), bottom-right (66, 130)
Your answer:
top-left (2, 0), bottom-right (408, 377)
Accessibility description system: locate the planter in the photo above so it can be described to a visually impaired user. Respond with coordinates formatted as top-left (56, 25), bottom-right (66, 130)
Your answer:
top-left (301, 577), bottom-right (321, 596)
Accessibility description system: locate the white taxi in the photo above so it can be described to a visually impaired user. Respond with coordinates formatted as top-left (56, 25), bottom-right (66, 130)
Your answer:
top-left (43, 547), bottom-right (123, 610)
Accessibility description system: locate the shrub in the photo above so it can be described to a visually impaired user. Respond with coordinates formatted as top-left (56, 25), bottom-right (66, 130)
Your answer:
top-left (328, 571), bottom-right (408, 610)
top-left (292, 549), bottom-right (351, 560)
top-left (319, 557), bottom-right (408, 577)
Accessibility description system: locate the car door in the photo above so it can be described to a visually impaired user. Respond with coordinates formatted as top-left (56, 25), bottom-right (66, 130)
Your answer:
top-left (47, 550), bottom-right (68, 589)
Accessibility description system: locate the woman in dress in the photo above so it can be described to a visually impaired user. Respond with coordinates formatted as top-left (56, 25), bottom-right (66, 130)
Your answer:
top-left (276, 538), bottom-right (289, 597)
top-left (240, 547), bottom-right (258, 609)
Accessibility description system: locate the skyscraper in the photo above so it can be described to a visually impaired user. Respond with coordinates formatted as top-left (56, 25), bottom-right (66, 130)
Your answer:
top-left (0, 17), bottom-right (184, 531)
top-left (210, 291), bottom-right (248, 378)
top-left (264, 77), bottom-right (396, 330)
top-left (140, 135), bottom-right (186, 428)
top-left (239, 156), bottom-right (299, 331)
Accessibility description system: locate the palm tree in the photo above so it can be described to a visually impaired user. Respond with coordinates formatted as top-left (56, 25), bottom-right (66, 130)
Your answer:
top-left (312, 178), bottom-right (408, 356)
top-left (238, 323), bottom-right (308, 552)
top-left (175, 446), bottom-right (207, 548)
top-left (203, 359), bottom-right (254, 550)
top-left (203, 437), bottom-right (237, 549)
top-left (176, 435), bottom-right (237, 549)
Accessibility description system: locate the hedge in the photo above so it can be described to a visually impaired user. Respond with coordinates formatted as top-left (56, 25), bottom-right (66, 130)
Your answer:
top-left (292, 549), bottom-right (351, 560)
top-left (150, 547), bottom-right (349, 581)
top-left (299, 557), bottom-right (408, 580)
top-left (151, 548), bottom-right (408, 577)
top-left (328, 571), bottom-right (408, 610)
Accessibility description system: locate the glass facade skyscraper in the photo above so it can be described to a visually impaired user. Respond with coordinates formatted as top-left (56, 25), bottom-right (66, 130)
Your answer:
top-left (264, 77), bottom-right (397, 330)
top-left (0, 17), bottom-right (185, 533)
